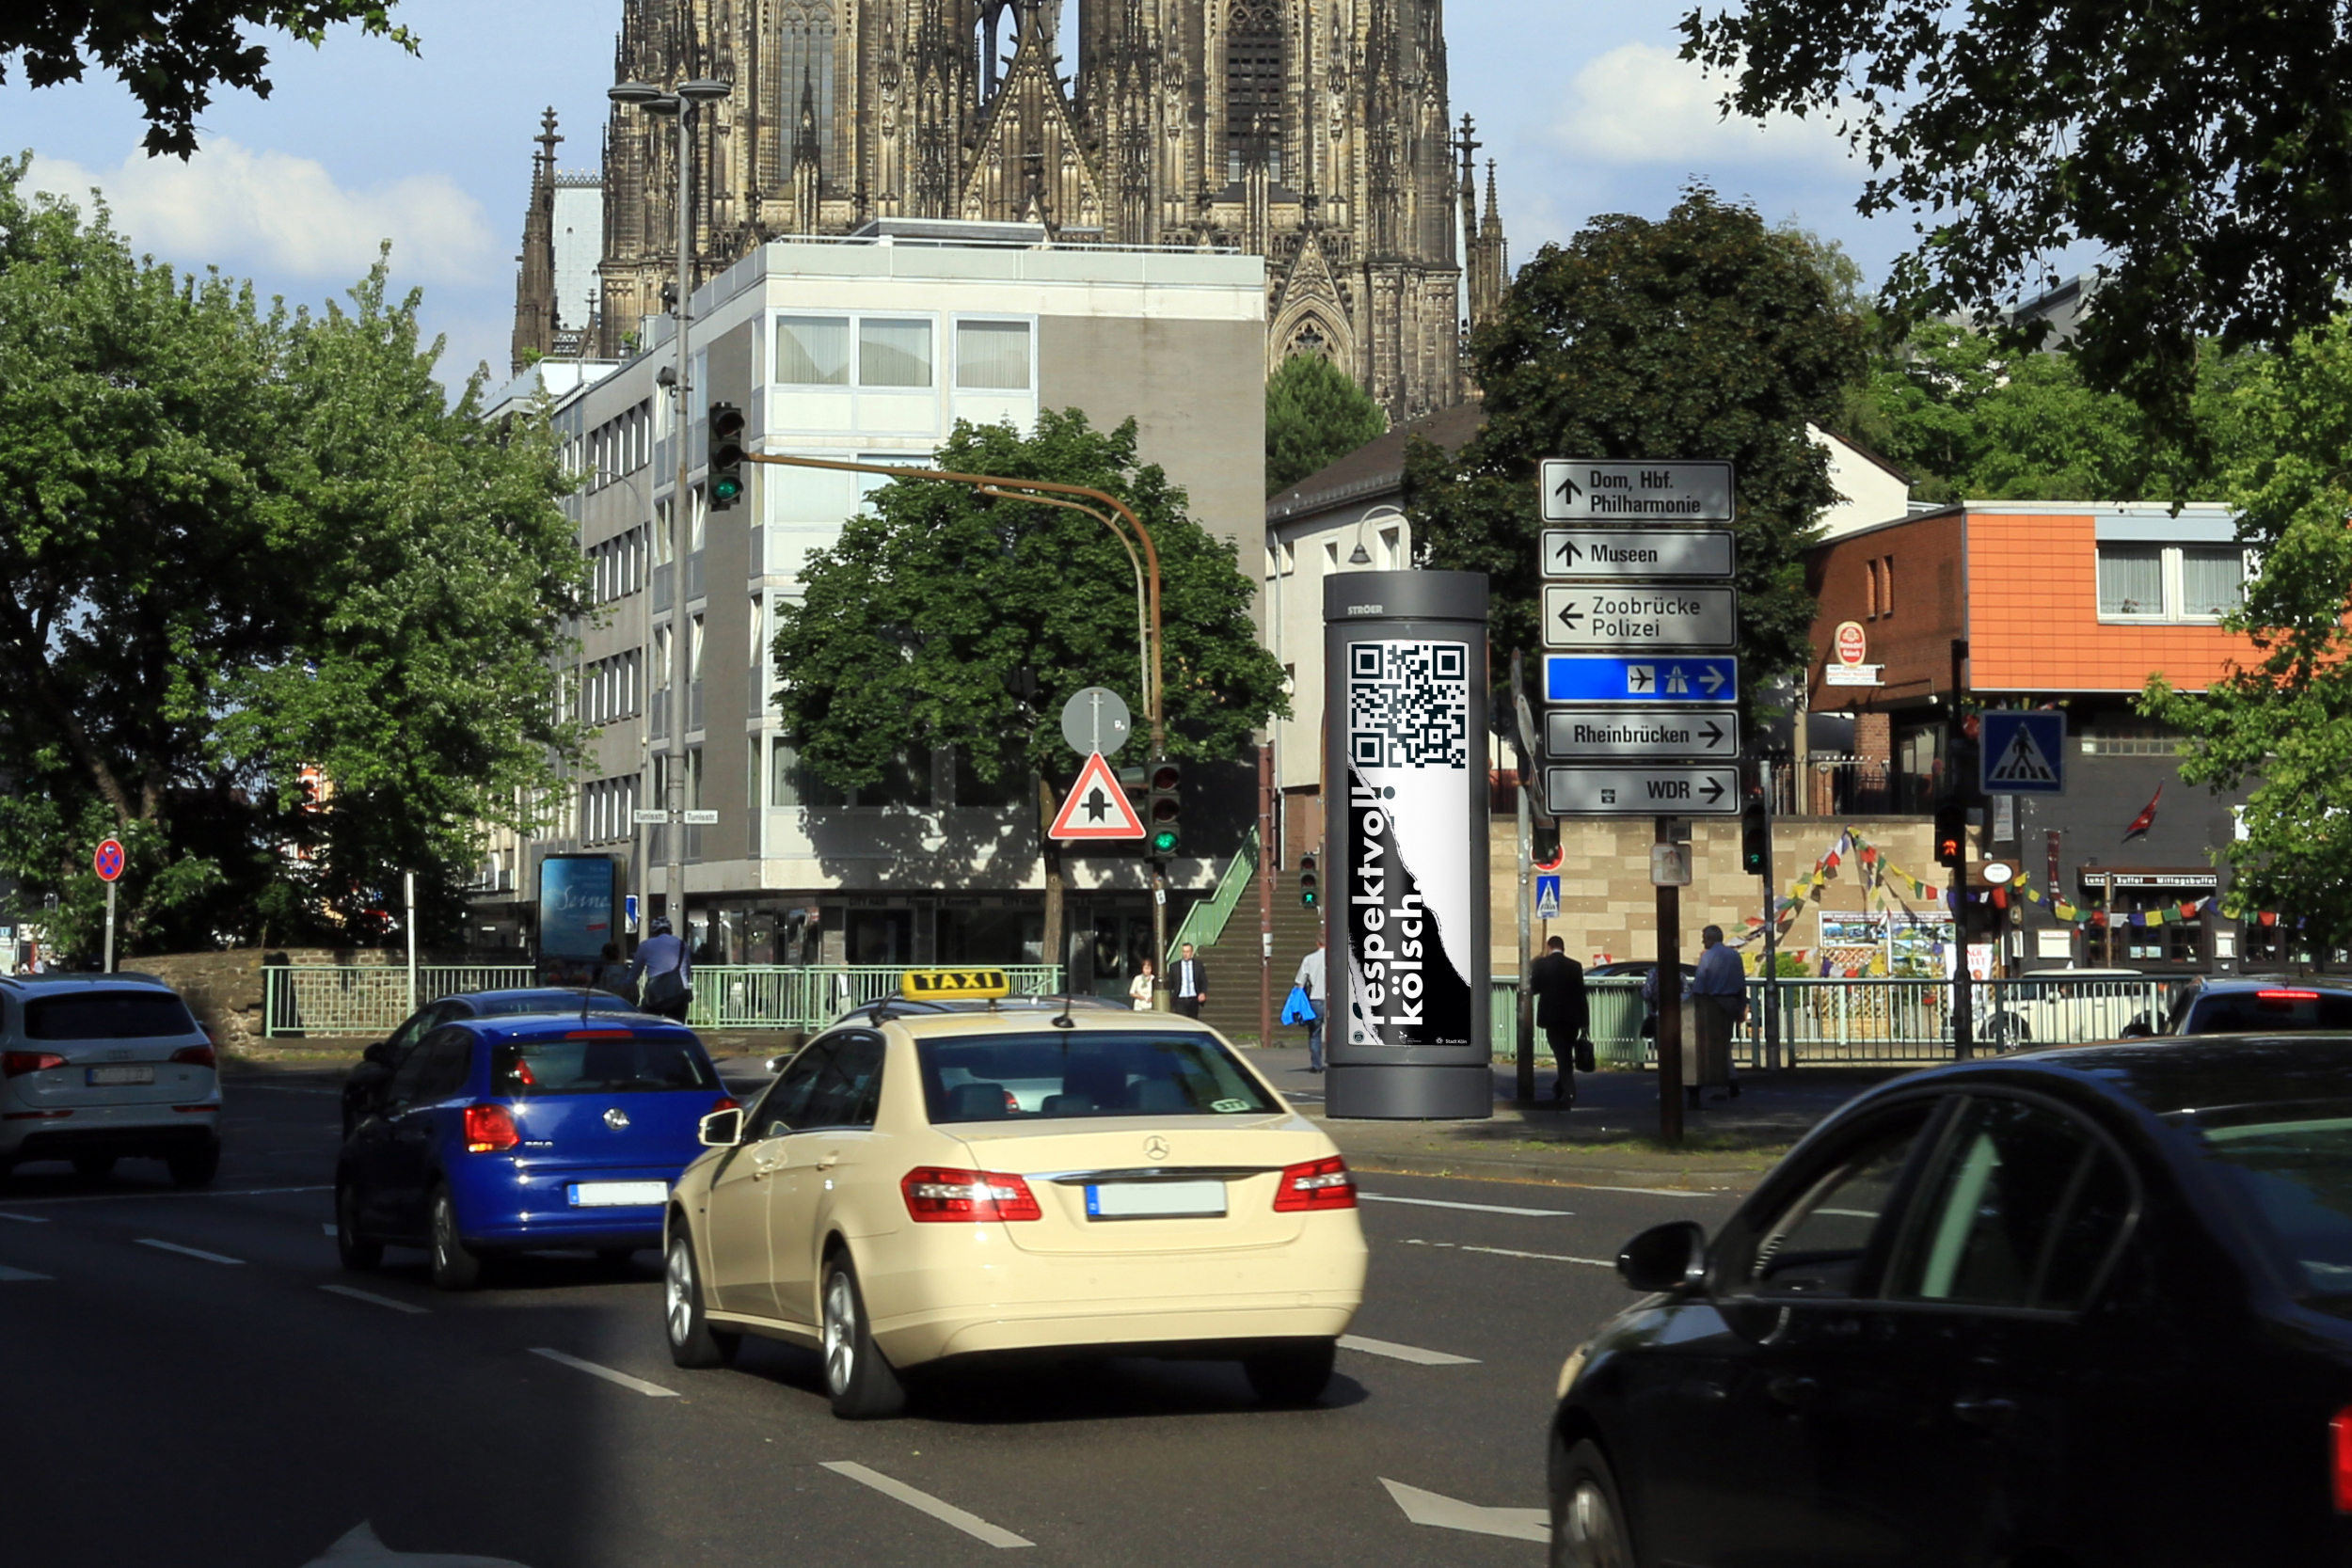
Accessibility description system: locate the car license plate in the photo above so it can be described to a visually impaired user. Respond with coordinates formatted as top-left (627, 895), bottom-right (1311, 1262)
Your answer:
top-left (86, 1065), bottom-right (154, 1086)
top-left (567, 1181), bottom-right (668, 1208)
top-left (1085, 1180), bottom-right (1227, 1219)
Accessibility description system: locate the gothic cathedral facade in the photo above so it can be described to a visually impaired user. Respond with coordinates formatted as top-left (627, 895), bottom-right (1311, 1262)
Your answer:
top-left (556, 0), bottom-right (1505, 421)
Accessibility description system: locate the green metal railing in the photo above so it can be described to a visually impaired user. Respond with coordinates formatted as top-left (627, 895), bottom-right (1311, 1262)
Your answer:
top-left (264, 965), bottom-right (535, 1037)
top-left (1168, 828), bottom-right (1259, 955)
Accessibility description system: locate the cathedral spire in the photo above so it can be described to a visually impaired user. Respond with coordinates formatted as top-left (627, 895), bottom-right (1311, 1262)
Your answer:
top-left (792, 66), bottom-right (822, 234)
top-left (510, 106), bottom-right (562, 374)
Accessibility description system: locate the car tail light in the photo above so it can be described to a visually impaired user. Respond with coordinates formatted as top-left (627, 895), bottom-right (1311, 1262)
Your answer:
top-left (564, 1029), bottom-right (632, 1039)
top-left (463, 1103), bottom-right (521, 1154)
top-left (2333, 1409), bottom-right (2352, 1513)
top-left (170, 1045), bottom-right (216, 1069)
top-left (1274, 1155), bottom-right (1358, 1212)
top-left (2260, 990), bottom-right (2321, 1005)
top-left (2, 1052), bottom-right (65, 1078)
top-left (901, 1166), bottom-right (1042, 1223)
top-left (711, 1094), bottom-right (739, 1114)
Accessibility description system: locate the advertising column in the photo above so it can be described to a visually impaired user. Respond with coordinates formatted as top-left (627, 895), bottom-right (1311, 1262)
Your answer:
top-left (1324, 571), bottom-right (1491, 1119)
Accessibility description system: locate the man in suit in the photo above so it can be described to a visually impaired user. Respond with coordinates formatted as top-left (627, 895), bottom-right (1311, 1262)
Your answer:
top-left (1528, 935), bottom-right (1591, 1105)
top-left (1171, 942), bottom-right (1207, 1019)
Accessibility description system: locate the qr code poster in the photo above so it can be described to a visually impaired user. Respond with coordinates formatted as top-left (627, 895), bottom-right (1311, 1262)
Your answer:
top-left (1347, 641), bottom-right (1470, 771)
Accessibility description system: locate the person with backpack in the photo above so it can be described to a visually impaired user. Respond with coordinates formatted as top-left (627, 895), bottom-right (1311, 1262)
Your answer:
top-left (631, 917), bottom-right (692, 1021)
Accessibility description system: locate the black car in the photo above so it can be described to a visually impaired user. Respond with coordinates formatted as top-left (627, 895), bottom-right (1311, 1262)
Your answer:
top-left (342, 989), bottom-right (644, 1134)
top-left (1550, 1036), bottom-right (2352, 1567)
top-left (2153, 976), bottom-right (2352, 1036)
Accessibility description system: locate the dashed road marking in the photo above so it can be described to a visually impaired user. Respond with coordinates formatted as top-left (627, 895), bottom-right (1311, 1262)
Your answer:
top-left (529, 1347), bottom-right (679, 1398)
top-left (1403, 1238), bottom-right (1613, 1267)
top-left (135, 1238), bottom-right (245, 1265)
top-left (0, 1263), bottom-right (52, 1281)
top-left (820, 1462), bottom-right (1034, 1549)
top-left (320, 1284), bottom-right (429, 1315)
top-left (1340, 1334), bottom-right (1480, 1366)
top-left (1361, 1192), bottom-right (1572, 1217)
top-left (0, 1212), bottom-right (51, 1223)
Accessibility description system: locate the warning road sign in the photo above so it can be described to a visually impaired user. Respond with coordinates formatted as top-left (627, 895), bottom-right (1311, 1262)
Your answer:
top-left (1049, 751), bottom-right (1146, 840)
top-left (1980, 712), bottom-right (2067, 796)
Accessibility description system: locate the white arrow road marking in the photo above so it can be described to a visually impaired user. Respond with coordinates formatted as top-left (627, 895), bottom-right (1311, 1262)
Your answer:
top-left (1380, 1479), bottom-right (1550, 1543)
top-left (321, 1285), bottom-right (429, 1315)
top-left (302, 1520), bottom-right (532, 1566)
top-left (1359, 1192), bottom-right (1572, 1217)
top-left (135, 1238), bottom-right (243, 1264)
top-left (0, 1263), bottom-right (53, 1280)
top-left (1340, 1335), bottom-right (1480, 1366)
top-left (1403, 1239), bottom-right (1614, 1266)
top-left (821, 1462), bottom-right (1035, 1548)
top-left (528, 1348), bottom-right (679, 1398)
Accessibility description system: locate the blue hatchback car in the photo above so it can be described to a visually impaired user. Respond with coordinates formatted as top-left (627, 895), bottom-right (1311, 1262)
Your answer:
top-left (334, 1012), bottom-right (734, 1289)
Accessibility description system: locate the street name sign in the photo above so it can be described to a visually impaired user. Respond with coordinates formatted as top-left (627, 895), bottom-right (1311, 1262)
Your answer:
top-left (1545, 765), bottom-right (1740, 816)
top-left (633, 809), bottom-right (672, 825)
top-left (1542, 584), bottom-right (1736, 651)
top-left (1049, 751), bottom-right (1145, 841)
top-left (1543, 655), bottom-right (1738, 705)
top-left (1546, 706), bottom-right (1740, 760)
top-left (682, 809), bottom-right (720, 825)
top-left (1980, 711), bottom-right (2067, 796)
top-left (1542, 529), bottom-right (1735, 579)
top-left (1540, 459), bottom-right (1734, 523)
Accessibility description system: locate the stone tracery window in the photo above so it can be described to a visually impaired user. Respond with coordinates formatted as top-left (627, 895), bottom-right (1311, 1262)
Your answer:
top-left (780, 1), bottom-right (837, 171)
top-left (1226, 2), bottom-right (1283, 182)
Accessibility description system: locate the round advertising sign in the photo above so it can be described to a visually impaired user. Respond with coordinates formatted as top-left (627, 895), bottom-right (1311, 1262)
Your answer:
top-left (1834, 620), bottom-right (1868, 667)
top-left (93, 838), bottom-right (125, 882)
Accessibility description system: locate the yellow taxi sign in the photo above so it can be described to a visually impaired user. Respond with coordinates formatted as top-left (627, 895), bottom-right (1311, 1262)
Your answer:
top-left (900, 968), bottom-right (1011, 1001)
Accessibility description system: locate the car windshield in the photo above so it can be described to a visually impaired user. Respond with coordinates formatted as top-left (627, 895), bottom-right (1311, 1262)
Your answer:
top-left (2187, 1101), bottom-right (2352, 1308)
top-left (474, 992), bottom-right (638, 1019)
top-left (489, 1035), bottom-right (715, 1095)
top-left (915, 1031), bottom-right (1279, 1123)
top-left (2186, 990), bottom-right (2352, 1034)
top-left (24, 991), bottom-right (197, 1041)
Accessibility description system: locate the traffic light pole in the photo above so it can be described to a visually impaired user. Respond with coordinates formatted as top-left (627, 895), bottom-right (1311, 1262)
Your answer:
top-left (1759, 758), bottom-right (1780, 1071)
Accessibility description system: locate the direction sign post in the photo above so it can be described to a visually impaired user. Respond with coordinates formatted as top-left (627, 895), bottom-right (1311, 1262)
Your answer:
top-left (93, 837), bottom-right (124, 974)
top-left (1543, 584), bottom-right (1737, 651)
top-left (1545, 766), bottom-right (1740, 816)
top-left (1543, 529), bottom-right (1735, 579)
top-left (1541, 460), bottom-right (1734, 523)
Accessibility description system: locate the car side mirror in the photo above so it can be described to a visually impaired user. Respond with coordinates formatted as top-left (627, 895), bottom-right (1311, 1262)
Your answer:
top-left (1617, 1221), bottom-right (1708, 1292)
top-left (699, 1108), bottom-right (744, 1148)
top-left (362, 1042), bottom-right (391, 1067)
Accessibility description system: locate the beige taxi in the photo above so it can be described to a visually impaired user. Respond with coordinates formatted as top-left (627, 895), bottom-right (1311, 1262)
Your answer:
top-left (660, 971), bottom-right (1368, 1418)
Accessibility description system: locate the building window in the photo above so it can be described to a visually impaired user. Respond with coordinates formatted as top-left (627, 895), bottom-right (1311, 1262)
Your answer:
top-left (2180, 546), bottom-right (2248, 618)
top-left (2097, 542), bottom-right (2249, 622)
top-left (2079, 725), bottom-right (2181, 756)
top-left (778, 1), bottom-right (836, 174)
top-left (776, 316), bottom-right (850, 385)
top-left (1880, 554), bottom-right (1895, 617)
top-left (1225, 1), bottom-right (1283, 182)
top-left (955, 320), bottom-right (1031, 389)
top-left (771, 742), bottom-right (850, 809)
top-left (2097, 544), bottom-right (2163, 617)
top-left (858, 318), bottom-right (932, 388)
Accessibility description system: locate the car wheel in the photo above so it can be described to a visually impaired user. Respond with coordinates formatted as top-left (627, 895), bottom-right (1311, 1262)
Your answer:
top-left (663, 1229), bottom-right (739, 1369)
top-left (1551, 1439), bottom-right (1635, 1568)
top-left (427, 1185), bottom-right (484, 1291)
top-left (166, 1144), bottom-right (219, 1188)
top-left (1243, 1338), bottom-right (1337, 1406)
top-left (820, 1252), bottom-right (905, 1419)
top-left (73, 1153), bottom-right (118, 1182)
top-left (335, 1180), bottom-right (383, 1272)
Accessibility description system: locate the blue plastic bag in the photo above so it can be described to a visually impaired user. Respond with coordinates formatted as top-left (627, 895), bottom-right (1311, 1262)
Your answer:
top-left (1280, 985), bottom-right (1316, 1026)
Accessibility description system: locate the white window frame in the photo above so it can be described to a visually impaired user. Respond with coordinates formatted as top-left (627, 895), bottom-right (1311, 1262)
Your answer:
top-left (950, 314), bottom-right (1039, 393)
top-left (2095, 542), bottom-right (2253, 625)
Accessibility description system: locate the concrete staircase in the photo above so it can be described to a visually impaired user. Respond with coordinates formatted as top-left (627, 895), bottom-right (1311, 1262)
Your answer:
top-left (1193, 872), bottom-right (1326, 1047)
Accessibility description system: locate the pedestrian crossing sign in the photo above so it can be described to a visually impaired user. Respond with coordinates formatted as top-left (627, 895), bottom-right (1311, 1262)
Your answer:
top-left (1535, 875), bottom-right (1562, 920)
top-left (1980, 711), bottom-right (2066, 796)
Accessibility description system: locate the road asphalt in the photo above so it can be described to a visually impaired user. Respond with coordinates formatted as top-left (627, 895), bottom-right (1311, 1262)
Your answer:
top-left (4, 1061), bottom-right (1751, 1568)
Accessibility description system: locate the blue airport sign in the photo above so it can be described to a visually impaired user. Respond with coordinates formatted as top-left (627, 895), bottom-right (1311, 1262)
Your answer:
top-left (1543, 655), bottom-right (1738, 705)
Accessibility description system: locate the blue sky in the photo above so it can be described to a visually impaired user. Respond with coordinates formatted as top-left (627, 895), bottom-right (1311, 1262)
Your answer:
top-left (4, 0), bottom-right (1923, 388)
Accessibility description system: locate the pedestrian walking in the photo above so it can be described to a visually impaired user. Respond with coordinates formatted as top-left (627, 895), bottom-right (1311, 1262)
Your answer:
top-left (1292, 935), bottom-right (1328, 1071)
top-left (1686, 924), bottom-right (1747, 1103)
top-left (595, 942), bottom-right (640, 1007)
top-left (1171, 942), bottom-right (1208, 1020)
top-left (1528, 936), bottom-right (1591, 1104)
top-left (630, 917), bottom-right (692, 1022)
top-left (1128, 957), bottom-right (1157, 1011)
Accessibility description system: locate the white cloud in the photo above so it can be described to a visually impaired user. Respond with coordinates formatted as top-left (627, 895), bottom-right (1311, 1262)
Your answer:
top-left (1554, 43), bottom-right (1852, 172)
top-left (26, 139), bottom-right (500, 285)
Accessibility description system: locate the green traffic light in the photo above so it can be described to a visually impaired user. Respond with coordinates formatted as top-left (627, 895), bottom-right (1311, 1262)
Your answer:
top-left (711, 474), bottom-right (744, 502)
top-left (1151, 828), bottom-right (1180, 855)
top-left (1301, 890), bottom-right (1318, 908)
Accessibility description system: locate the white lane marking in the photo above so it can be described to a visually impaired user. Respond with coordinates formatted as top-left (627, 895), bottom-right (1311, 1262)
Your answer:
top-left (320, 1285), bottom-right (429, 1315)
top-left (1361, 1192), bottom-right (1572, 1217)
top-left (1340, 1334), bottom-right (1480, 1366)
top-left (820, 1462), bottom-right (1034, 1549)
top-left (1380, 1478), bottom-right (1549, 1543)
top-left (135, 1238), bottom-right (245, 1265)
top-left (0, 1263), bottom-right (53, 1281)
top-left (0, 1184), bottom-right (332, 1207)
top-left (1403, 1238), bottom-right (1613, 1267)
top-left (1568, 1183), bottom-right (1722, 1199)
top-left (324, 1223), bottom-right (339, 1236)
top-left (528, 1347), bottom-right (679, 1398)
top-left (0, 1212), bottom-right (51, 1223)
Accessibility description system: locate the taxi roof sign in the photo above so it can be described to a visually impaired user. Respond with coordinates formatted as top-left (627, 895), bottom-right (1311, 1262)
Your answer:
top-left (900, 968), bottom-right (1012, 1001)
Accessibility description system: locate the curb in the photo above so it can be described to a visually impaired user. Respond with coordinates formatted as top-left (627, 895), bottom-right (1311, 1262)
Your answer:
top-left (1334, 1147), bottom-right (1770, 1196)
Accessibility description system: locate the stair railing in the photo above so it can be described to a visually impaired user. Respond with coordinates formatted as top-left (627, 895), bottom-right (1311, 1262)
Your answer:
top-left (1168, 828), bottom-right (1260, 956)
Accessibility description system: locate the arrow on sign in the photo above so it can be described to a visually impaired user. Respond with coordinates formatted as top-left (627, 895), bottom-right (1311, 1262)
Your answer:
top-left (1699, 665), bottom-right (1727, 694)
top-left (1700, 776), bottom-right (1726, 806)
top-left (1551, 535), bottom-right (1581, 569)
top-left (1700, 720), bottom-right (1725, 749)
top-left (1553, 469), bottom-right (1582, 509)
top-left (1554, 597), bottom-right (1584, 633)
top-left (1380, 1479), bottom-right (1549, 1544)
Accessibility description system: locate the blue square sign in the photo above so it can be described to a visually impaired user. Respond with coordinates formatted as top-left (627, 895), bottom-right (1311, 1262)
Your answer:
top-left (1980, 712), bottom-right (2066, 796)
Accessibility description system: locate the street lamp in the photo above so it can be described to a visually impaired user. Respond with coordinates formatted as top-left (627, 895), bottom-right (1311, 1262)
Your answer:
top-left (608, 74), bottom-right (731, 939)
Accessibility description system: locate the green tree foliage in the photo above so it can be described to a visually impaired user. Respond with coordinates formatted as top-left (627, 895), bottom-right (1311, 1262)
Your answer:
top-left (1406, 187), bottom-right (1867, 692)
top-left (1264, 352), bottom-right (1386, 496)
top-left (2144, 317), bottom-right (2352, 947)
top-left (6, 2), bottom-right (414, 157)
top-left (0, 156), bottom-right (584, 958)
top-left (1682, 0), bottom-right (2352, 433)
top-left (772, 410), bottom-right (1288, 793)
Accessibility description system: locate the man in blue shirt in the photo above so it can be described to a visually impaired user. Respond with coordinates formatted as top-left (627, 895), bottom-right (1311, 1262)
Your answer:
top-left (630, 917), bottom-right (692, 1022)
top-left (1686, 924), bottom-right (1746, 1101)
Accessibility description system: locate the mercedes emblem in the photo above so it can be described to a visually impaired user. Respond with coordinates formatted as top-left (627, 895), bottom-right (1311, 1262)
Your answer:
top-left (603, 1107), bottom-right (631, 1132)
top-left (1143, 1134), bottom-right (1169, 1162)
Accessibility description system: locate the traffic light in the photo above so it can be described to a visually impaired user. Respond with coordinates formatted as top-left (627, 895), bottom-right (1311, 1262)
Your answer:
top-left (1297, 854), bottom-right (1319, 909)
top-left (707, 402), bottom-right (746, 511)
top-left (1145, 755), bottom-right (1183, 862)
top-left (1740, 790), bottom-right (1770, 876)
top-left (1933, 801), bottom-right (1966, 868)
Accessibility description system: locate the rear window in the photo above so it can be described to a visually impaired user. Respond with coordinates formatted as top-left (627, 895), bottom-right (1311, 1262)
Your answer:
top-left (915, 1031), bottom-right (1279, 1123)
top-left (490, 1035), bottom-right (715, 1096)
top-left (24, 991), bottom-right (198, 1041)
top-left (2186, 990), bottom-right (2352, 1033)
top-left (474, 992), bottom-right (639, 1019)
top-left (2190, 1103), bottom-right (2352, 1308)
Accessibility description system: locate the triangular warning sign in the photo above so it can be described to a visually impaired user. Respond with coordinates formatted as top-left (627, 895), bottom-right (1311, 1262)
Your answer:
top-left (1049, 751), bottom-right (1146, 841)
top-left (1988, 722), bottom-right (2058, 785)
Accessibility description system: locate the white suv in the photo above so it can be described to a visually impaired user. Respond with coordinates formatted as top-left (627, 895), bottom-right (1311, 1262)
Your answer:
top-left (0, 974), bottom-right (221, 1185)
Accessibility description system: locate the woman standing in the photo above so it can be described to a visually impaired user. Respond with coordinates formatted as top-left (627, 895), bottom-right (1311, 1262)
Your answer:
top-left (1128, 958), bottom-right (1157, 1011)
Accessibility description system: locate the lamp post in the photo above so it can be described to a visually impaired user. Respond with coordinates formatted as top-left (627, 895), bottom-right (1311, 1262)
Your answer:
top-left (609, 75), bottom-right (730, 939)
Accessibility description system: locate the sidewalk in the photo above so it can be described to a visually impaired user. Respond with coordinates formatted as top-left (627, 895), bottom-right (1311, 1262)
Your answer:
top-left (1246, 1043), bottom-right (1915, 1196)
